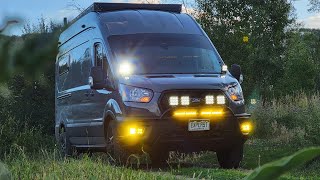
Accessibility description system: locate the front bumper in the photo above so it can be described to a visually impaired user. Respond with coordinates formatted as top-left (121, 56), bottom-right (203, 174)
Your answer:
top-left (116, 109), bottom-right (251, 153)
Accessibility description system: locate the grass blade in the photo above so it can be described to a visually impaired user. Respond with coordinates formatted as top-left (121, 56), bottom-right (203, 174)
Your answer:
top-left (245, 147), bottom-right (320, 180)
top-left (0, 162), bottom-right (11, 180)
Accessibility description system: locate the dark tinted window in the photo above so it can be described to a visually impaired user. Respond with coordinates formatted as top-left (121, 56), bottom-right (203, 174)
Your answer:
top-left (95, 43), bottom-right (103, 67)
top-left (94, 42), bottom-right (109, 76)
top-left (69, 41), bottom-right (92, 87)
top-left (108, 34), bottom-right (222, 74)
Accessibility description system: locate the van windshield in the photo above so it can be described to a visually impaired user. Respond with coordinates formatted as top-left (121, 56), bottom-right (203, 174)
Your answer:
top-left (108, 33), bottom-right (222, 75)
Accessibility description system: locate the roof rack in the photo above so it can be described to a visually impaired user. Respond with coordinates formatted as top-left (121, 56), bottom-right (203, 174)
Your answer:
top-left (71, 3), bottom-right (182, 24)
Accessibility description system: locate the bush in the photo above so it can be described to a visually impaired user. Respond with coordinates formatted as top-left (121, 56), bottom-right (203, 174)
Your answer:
top-left (0, 116), bottom-right (55, 159)
top-left (252, 92), bottom-right (320, 146)
top-left (0, 23), bottom-right (57, 158)
top-left (0, 162), bottom-right (11, 180)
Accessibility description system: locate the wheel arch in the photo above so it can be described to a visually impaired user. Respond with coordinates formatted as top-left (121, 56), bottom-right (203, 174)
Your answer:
top-left (103, 110), bottom-right (116, 140)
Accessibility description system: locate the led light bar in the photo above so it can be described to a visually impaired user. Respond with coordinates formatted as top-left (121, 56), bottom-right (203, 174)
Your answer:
top-left (222, 65), bottom-right (228, 72)
top-left (200, 107), bottom-right (223, 117)
top-left (205, 95), bottom-right (214, 104)
top-left (170, 94), bottom-right (226, 106)
top-left (169, 96), bottom-right (179, 106)
top-left (173, 109), bottom-right (197, 117)
top-left (119, 62), bottom-right (133, 76)
top-left (200, 111), bottom-right (223, 116)
top-left (181, 96), bottom-right (190, 105)
top-left (217, 95), bottom-right (226, 104)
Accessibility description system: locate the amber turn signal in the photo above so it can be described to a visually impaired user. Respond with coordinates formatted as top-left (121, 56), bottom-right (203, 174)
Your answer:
top-left (140, 96), bottom-right (151, 103)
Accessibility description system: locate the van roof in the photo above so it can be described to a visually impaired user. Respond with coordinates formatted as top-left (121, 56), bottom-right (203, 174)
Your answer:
top-left (71, 3), bottom-right (182, 25)
top-left (59, 3), bottom-right (201, 46)
top-left (101, 10), bottom-right (201, 35)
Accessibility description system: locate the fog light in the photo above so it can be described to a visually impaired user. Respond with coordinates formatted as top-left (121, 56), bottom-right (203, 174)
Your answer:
top-left (205, 95), bottom-right (214, 104)
top-left (137, 128), bottom-right (144, 135)
top-left (217, 95), bottom-right (226, 104)
top-left (129, 128), bottom-right (136, 135)
top-left (181, 96), bottom-right (190, 105)
top-left (169, 96), bottom-right (179, 106)
top-left (240, 122), bottom-right (252, 135)
top-left (129, 127), bottom-right (144, 135)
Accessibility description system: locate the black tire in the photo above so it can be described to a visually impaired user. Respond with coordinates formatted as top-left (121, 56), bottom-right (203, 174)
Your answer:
top-left (59, 127), bottom-right (73, 157)
top-left (105, 121), bottom-right (114, 156)
top-left (216, 144), bottom-right (243, 169)
top-left (150, 149), bottom-right (169, 168)
top-left (113, 138), bottom-right (135, 166)
top-left (107, 121), bottom-right (133, 166)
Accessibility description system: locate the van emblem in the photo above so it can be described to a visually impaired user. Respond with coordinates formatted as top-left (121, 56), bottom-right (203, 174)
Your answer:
top-left (191, 98), bottom-right (201, 103)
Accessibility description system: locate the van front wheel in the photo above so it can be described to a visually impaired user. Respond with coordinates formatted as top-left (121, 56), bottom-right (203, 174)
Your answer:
top-left (59, 127), bottom-right (72, 157)
top-left (150, 150), bottom-right (169, 168)
top-left (216, 144), bottom-right (243, 169)
top-left (107, 121), bottom-right (133, 166)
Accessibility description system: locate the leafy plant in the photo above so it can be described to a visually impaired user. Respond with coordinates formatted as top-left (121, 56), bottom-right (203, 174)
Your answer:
top-left (0, 162), bottom-right (11, 180)
top-left (309, 0), bottom-right (320, 12)
top-left (245, 147), bottom-right (320, 180)
top-left (0, 18), bottom-right (59, 157)
top-left (252, 92), bottom-right (320, 146)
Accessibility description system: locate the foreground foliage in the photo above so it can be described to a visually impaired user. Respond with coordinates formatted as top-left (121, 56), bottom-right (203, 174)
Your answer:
top-left (252, 92), bottom-right (320, 146)
top-left (246, 147), bottom-right (320, 180)
top-left (0, 162), bottom-right (10, 180)
top-left (0, 140), bottom-right (319, 180)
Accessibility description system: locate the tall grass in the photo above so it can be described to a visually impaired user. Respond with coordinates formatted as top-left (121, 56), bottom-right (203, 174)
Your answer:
top-left (252, 92), bottom-right (320, 146)
top-left (2, 149), bottom-right (179, 180)
top-left (0, 116), bottom-right (55, 159)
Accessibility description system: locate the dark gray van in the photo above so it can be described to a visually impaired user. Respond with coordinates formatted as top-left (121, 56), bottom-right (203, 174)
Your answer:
top-left (55, 3), bottom-right (252, 168)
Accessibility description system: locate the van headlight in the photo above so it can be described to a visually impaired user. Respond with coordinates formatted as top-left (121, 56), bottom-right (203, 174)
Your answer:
top-left (226, 83), bottom-right (243, 101)
top-left (119, 84), bottom-right (153, 103)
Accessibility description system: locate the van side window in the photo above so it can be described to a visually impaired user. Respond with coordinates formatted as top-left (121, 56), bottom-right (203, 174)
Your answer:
top-left (94, 43), bottom-right (103, 67)
top-left (94, 42), bottom-right (109, 77)
top-left (58, 54), bottom-right (70, 75)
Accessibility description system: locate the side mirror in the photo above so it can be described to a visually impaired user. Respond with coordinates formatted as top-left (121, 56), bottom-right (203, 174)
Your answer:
top-left (89, 66), bottom-right (113, 90)
top-left (230, 64), bottom-right (243, 84)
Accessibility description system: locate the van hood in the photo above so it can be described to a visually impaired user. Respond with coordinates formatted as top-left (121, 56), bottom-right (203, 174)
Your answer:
top-left (119, 74), bottom-right (238, 93)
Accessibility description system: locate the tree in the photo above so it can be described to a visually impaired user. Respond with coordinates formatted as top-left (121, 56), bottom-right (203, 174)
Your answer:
top-left (1, 18), bottom-right (60, 130)
top-left (1, 17), bottom-right (62, 82)
top-left (195, 0), bottom-right (294, 99)
top-left (22, 16), bottom-right (59, 34)
top-left (309, 0), bottom-right (320, 12)
top-left (276, 32), bottom-right (318, 95)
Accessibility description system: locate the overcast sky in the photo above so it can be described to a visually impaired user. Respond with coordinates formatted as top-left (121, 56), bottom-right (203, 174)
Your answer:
top-left (1, 0), bottom-right (319, 35)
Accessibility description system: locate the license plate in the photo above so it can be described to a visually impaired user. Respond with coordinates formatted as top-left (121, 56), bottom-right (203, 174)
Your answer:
top-left (188, 119), bottom-right (210, 131)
